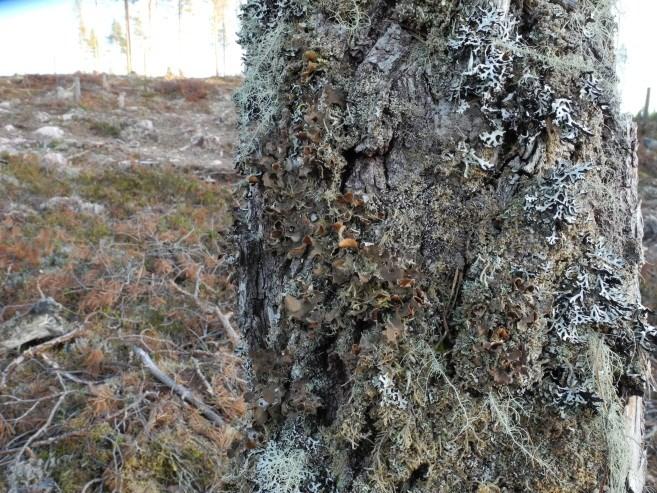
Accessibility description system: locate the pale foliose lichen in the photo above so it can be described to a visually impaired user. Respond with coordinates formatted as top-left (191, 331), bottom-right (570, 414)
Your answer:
top-left (579, 72), bottom-right (605, 106)
top-left (448, 6), bottom-right (595, 177)
top-left (543, 237), bottom-right (654, 416)
top-left (457, 141), bottom-right (495, 176)
top-left (550, 238), bottom-right (639, 344)
top-left (551, 98), bottom-right (592, 140)
top-left (374, 372), bottom-right (409, 410)
top-left (448, 6), bottom-right (520, 104)
top-left (479, 128), bottom-right (504, 148)
top-left (524, 161), bottom-right (591, 245)
top-left (547, 379), bottom-right (601, 413)
top-left (448, 6), bottom-right (520, 173)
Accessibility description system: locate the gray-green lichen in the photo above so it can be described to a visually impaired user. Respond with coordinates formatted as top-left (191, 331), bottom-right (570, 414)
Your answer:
top-left (234, 0), bottom-right (647, 491)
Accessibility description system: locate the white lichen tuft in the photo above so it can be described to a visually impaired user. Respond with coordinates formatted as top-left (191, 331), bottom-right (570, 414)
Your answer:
top-left (254, 439), bottom-right (315, 493)
top-left (374, 372), bottom-right (408, 410)
top-left (251, 420), bottom-right (328, 493)
top-left (7, 458), bottom-right (54, 493)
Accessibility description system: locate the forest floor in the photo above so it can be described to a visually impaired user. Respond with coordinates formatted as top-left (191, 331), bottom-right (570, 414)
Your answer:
top-left (0, 74), bottom-right (247, 492)
top-left (2, 74), bottom-right (657, 492)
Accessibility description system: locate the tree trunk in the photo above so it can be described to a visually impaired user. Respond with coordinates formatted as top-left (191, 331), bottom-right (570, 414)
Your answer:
top-left (123, 0), bottom-right (133, 73)
top-left (214, 29), bottom-right (220, 77)
top-left (146, 0), bottom-right (154, 74)
top-left (178, 0), bottom-right (184, 76)
top-left (234, 1), bottom-right (650, 492)
top-left (211, 0), bottom-right (228, 77)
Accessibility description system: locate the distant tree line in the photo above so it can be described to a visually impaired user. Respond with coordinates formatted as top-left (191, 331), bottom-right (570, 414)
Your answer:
top-left (74, 0), bottom-right (234, 76)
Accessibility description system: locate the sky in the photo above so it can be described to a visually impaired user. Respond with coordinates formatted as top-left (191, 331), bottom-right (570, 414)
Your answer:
top-left (0, 0), bottom-right (654, 114)
top-left (0, 0), bottom-right (243, 77)
top-left (616, 0), bottom-right (656, 114)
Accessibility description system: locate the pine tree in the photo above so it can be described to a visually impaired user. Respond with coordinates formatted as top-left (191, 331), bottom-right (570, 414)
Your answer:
top-left (234, 0), bottom-right (649, 491)
top-left (108, 19), bottom-right (128, 73)
top-left (210, 0), bottom-right (230, 76)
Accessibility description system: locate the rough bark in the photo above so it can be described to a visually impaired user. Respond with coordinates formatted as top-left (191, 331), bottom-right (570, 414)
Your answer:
top-left (234, 1), bottom-right (651, 491)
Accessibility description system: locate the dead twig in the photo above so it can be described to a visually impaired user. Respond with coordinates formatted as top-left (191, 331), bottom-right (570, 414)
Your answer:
top-left (168, 280), bottom-right (240, 345)
top-left (14, 390), bottom-right (70, 463)
top-left (81, 478), bottom-right (103, 493)
top-left (0, 391), bottom-right (156, 462)
top-left (133, 346), bottom-right (224, 426)
top-left (39, 352), bottom-right (104, 386)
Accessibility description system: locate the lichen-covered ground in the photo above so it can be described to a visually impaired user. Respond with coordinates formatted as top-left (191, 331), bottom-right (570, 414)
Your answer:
top-left (0, 74), bottom-right (247, 492)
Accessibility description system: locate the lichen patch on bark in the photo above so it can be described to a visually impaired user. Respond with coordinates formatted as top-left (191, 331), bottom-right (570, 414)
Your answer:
top-left (234, 1), bottom-right (648, 491)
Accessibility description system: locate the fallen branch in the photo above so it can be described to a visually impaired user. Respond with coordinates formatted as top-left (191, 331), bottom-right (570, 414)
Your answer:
top-left (1, 325), bottom-right (85, 389)
top-left (214, 306), bottom-right (241, 346)
top-left (133, 346), bottom-right (224, 426)
top-left (0, 429), bottom-right (84, 460)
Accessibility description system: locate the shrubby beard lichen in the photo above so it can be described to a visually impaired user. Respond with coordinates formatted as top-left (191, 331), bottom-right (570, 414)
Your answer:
top-left (234, 0), bottom-right (307, 160)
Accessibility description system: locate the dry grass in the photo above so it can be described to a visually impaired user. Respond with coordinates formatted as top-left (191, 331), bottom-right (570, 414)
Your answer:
top-left (154, 79), bottom-right (212, 102)
top-left (0, 75), bottom-right (245, 492)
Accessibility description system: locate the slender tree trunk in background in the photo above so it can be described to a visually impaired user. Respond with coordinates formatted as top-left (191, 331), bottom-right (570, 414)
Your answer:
top-left (74, 0), bottom-right (85, 65)
top-left (214, 35), bottom-right (219, 77)
top-left (221, 18), bottom-right (226, 77)
top-left (123, 0), bottom-right (133, 73)
top-left (235, 0), bottom-right (650, 491)
top-left (73, 75), bottom-right (81, 105)
top-left (177, 0), bottom-right (184, 76)
top-left (211, 0), bottom-right (229, 77)
top-left (145, 0), bottom-right (154, 74)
